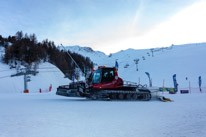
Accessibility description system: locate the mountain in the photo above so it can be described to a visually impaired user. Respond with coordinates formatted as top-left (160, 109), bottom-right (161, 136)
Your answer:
top-left (1, 42), bottom-right (205, 93)
top-left (58, 45), bottom-right (107, 65)
top-left (1, 43), bottom-right (206, 137)
top-left (65, 43), bottom-right (206, 89)
top-left (0, 41), bottom-right (70, 93)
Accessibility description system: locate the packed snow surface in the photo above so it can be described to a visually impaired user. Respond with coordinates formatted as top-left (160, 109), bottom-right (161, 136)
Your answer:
top-left (0, 93), bottom-right (206, 137)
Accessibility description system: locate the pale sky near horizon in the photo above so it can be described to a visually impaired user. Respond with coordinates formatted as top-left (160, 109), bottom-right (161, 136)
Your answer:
top-left (0, 0), bottom-right (206, 54)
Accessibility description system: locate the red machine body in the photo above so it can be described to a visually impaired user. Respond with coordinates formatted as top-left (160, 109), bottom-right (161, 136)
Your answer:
top-left (56, 66), bottom-right (152, 101)
top-left (87, 66), bottom-right (123, 89)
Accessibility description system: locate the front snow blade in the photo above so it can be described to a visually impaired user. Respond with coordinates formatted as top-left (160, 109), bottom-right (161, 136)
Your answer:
top-left (56, 87), bottom-right (81, 97)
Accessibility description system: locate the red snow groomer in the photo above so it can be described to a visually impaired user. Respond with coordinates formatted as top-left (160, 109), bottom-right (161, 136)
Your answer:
top-left (56, 66), bottom-right (152, 101)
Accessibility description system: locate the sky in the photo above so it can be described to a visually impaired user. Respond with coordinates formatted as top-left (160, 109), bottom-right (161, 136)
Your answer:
top-left (0, 0), bottom-right (206, 54)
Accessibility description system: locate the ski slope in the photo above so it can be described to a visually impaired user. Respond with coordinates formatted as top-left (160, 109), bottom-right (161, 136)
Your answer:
top-left (0, 43), bottom-right (206, 137)
top-left (0, 93), bottom-right (206, 137)
top-left (0, 62), bottom-right (70, 93)
top-left (66, 43), bottom-right (206, 89)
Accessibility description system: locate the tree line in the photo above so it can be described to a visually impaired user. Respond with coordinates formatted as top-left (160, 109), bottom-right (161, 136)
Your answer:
top-left (0, 31), bottom-right (93, 80)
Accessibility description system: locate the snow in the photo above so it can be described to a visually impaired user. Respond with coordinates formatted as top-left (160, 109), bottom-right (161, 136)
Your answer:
top-left (0, 93), bottom-right (206, 137)
top-left (59, 45), bottom-right (107, 64)
top-left (0, 42), bottom-right (206, 137)
top-left (0, 46), bottom-right (5, 61)
top-left (67, 43), bottom-right (206, 89)
top-left (0, 62), bottom-right (70, 93)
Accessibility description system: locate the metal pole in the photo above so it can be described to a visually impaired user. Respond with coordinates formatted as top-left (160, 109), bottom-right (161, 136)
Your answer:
top-left (163, 79), bottom-right (165, 88)
top-left (138, 77), bottom-right (140, 85)
top-left (189, 80), bottom-right (191, 94)
top-left (24, 73), bottom-right (27, 93)
top-left (60, 44), bottom-right (84, 75)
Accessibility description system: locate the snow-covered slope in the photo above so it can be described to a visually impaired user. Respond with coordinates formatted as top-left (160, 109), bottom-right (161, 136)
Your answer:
top-left (59, 45), bottom-right (107, 64)
top-left (0, 44), bottom-right (206, 137)
top-left (66, 43), bottom-right (206, 88)
top-left (1, 93), bottom-right (206, 137)
top-left (0, 62), bottom-right (70, 93)
top-left (1, 42), bottom-right (204, 93)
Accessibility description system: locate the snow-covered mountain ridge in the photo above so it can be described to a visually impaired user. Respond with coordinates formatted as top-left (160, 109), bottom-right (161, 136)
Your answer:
top-left (66, 43), bottom-right (206, 88)
top-left (1, 42), bottom-right (205, 93)
top-left (58, 45), bottom-right (107, 64)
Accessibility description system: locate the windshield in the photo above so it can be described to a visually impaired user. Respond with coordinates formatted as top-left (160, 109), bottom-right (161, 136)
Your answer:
top-left (87, 68), bottom-right (115, 84)
top-left (92, 69), bottom-right (102, 84)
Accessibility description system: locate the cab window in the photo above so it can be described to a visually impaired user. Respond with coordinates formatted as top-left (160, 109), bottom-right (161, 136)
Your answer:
top-left (102, 68), bottom-right (114, 83)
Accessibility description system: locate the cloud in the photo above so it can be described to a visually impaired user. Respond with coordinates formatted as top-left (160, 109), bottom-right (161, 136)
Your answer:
top-left (1, 0), bottom-right (204, 54)
top-left (144, 0), bottom-right (206, 46)
top-left (95, 0), bottom-right (206, 54)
